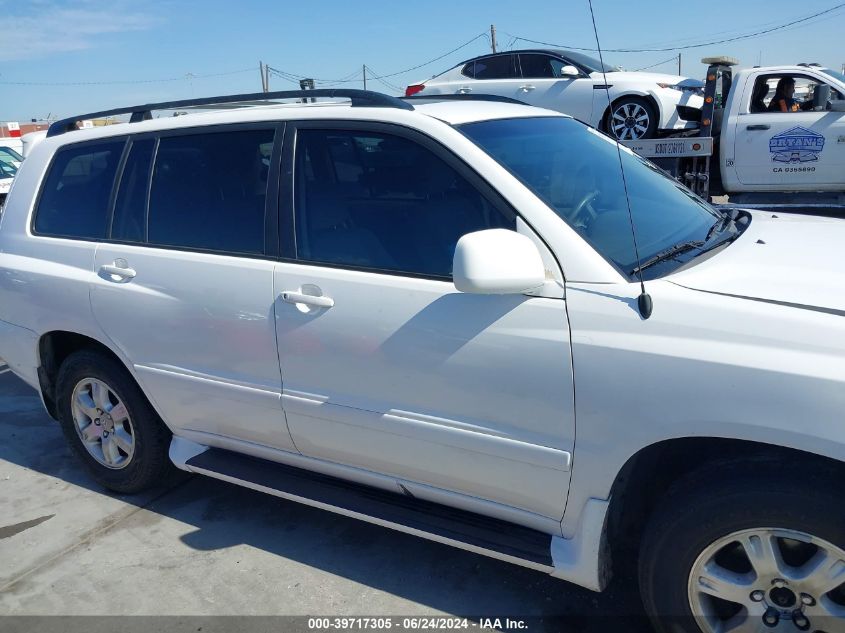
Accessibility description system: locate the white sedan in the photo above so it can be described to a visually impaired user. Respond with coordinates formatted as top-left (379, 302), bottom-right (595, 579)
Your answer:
top-left (406, 49), bottom-right (704, 139)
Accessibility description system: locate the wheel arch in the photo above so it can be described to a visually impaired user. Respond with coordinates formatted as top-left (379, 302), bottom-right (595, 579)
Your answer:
top-left (605, 437), bottom-right (845, 557)
top-left (599, 92), bottom-right (661, 134)
top-left (37, 331), bottom-right (134, 420)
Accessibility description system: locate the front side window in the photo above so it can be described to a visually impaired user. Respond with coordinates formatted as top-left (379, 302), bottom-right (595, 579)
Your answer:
top-left (34, 139), bottom-right (125, 239)
top-left (519, 54), bottom-right (558, 78)
top-left (147, 128), bottom-right (273, 254)
top-left (748, 74), bottom-right (844, 114)
top-left (460, 117), bottom-right (721, 278)
top-left (294, 128), bottom-right (515, 277)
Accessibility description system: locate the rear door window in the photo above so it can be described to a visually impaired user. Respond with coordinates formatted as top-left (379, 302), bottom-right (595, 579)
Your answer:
top-left (146, 128), bottom-right (274, 255)
top-left (111, 138), bottom-right (155, 243)
top-left (471, 55), bottom-right (519, 80)
top-left (34, 140), bottom-right (125, 239)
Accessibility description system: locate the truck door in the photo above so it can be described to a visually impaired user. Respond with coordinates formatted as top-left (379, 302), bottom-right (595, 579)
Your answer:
top-left (733, 73), bottom-right (845, 190)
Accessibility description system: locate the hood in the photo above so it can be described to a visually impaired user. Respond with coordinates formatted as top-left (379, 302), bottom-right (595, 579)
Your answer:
top-left (668, 211), bottom-right (845, 314)
top-left (594, 71), bottom-right (701, 87)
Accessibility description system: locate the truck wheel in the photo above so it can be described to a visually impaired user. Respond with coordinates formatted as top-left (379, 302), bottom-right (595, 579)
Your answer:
top-left (607, 97), bottom-right (658, 140)
top-left (639, 460), bottom-right (845, 633)
top-left (56, 349), bottom-right (178, 494)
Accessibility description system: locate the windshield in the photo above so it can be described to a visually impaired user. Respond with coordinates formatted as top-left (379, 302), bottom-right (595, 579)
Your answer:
top-left (0, 159), bottom-right (17, 179)
top-left (820, 68), bottom-right (845, 85)
top-left (459, 116), bottom-right (721, 279)
top-left (0, 146), bottom-right (22, 165)
top-left (559, 50), bottom-right (621, 73)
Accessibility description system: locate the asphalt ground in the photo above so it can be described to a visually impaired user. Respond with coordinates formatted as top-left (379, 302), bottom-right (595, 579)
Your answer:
top-left (0, 363), bottom-right (652, 633)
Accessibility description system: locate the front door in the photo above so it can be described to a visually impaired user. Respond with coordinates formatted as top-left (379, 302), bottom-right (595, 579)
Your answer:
top-left (514, 53), bottom-right (595, 125)
top-left (273, 122), bottom-right (575, 519)
top-left (90, 126), bottom-right (297, 452)
top-left (734, 73), bottom-right (845, 188)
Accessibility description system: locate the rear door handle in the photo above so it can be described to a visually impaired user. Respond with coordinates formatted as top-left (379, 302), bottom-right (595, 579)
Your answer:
top-left (456, 87), bottom-right (472, 94)
top-left (99, 263), bottom-right (136, 281)
top-left (519, 84), bottom-right (536, 92)
top-left (746, 124), bottom-right (770, 130)
top-left (281, 291), bottom-right (334, 309)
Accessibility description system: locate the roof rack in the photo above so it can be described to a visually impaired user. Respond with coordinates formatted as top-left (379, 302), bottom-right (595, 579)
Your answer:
top-left (402, 94), bottom-right (527, 105)
top-left (46, 89), bottom-right (414, 138)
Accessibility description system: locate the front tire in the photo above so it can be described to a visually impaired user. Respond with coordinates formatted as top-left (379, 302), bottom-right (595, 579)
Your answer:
top-left (607, 97), bottom-right (658, 140)
top-left (56, 349), bottom-right (178, 493)
top-left (639, 460), bottom-right (845, 633)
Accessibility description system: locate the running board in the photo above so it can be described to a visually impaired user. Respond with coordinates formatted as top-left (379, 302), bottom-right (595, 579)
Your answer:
top-left (181, 444), bottom-right (555, 570)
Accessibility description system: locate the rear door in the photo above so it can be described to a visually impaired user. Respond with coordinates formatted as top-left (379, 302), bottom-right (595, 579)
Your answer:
top-left (733, 72), bottom-right (845, 189)
top-left (271, 121), bottom-right (575, 520)
top-left (515, 53), bottom-right (595, 124)
top-left (89, 124), bottom-right (297, 452)
top-left (454, 53), bottom-right (525, 100)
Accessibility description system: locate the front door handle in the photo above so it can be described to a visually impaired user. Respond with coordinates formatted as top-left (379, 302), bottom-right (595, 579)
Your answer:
top-left (456, 87), bottom-right (472, 94)
top-left (99, 263), bottom-right (136, 281)
top-left (519, 84), bottom-right (536, 92)
top-left (281, 291), bottom-right (334, 309)
top-left (746, 124), bottom-right (771, 130)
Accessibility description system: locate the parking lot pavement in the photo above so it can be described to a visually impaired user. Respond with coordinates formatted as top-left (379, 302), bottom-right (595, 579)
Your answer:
top-left (0, 367), bottom-right (651, 632)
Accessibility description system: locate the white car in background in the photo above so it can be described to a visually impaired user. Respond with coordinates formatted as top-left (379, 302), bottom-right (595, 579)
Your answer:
top-left (406, 49), bottom-right (704, 139)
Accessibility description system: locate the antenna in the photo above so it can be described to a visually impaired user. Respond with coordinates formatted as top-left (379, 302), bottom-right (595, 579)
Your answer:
top-left (587, 0), bottom-right (653, 319)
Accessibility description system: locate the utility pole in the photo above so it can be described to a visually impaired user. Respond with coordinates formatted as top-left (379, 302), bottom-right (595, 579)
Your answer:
top-left (259, 61), bottom-right (269, 93)
top-left (363, 65), bottom-right (367, 90)
top-left (678, 53), bottom-right (681, 75)
top-left (490, 24), bottom-right (497, 53)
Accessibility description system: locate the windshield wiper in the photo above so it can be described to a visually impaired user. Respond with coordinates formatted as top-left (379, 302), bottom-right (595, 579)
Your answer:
top-left (631, 240), bottom-right (704, 275)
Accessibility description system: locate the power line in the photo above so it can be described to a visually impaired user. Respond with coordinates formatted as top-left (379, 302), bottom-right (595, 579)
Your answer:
top-left (364, 65), bottom-right (402, 92)
top-left (634, 55), bottom-right (681, 72)
top-left (266, 31), bottom-right (488, 89)
top-left (365, 32), bottom-right (487, 79)
top-left (504, 2), bottom-right (845, 53)
top-left (0, 67), bottom-right (255, 87)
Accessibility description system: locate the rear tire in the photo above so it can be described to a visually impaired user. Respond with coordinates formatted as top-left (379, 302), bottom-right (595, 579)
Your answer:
top-left (639, 460), bottom-right (845, 633)
top-left (56, 349), bottom-right (179, 493)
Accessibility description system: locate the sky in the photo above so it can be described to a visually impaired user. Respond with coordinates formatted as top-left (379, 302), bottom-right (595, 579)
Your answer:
top-left (1, 0), bottom-right (844, 121)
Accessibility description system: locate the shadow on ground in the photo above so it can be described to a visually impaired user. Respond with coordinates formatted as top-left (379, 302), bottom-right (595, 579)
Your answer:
top-left (0, 371), bottom-right (652, 632)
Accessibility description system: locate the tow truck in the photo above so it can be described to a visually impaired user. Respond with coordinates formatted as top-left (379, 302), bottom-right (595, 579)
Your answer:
top-left (619, 57), bottom-right (845, 214)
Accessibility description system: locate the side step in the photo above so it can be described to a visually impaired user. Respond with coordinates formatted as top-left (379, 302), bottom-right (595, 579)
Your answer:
top-left (183, 446), bottom-right (555, 570)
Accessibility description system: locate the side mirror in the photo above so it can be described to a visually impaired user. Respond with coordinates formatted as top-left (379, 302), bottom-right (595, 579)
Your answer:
top-left (560, 65), bottom-right (580, 78)
top-left (453, 229), bottom-right (546, 295)
top-left (813, 84), bottom-right (831, 111)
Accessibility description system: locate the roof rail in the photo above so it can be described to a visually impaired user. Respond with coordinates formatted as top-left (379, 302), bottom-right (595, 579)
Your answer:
top-left (402, 94), bottom-right (527, 105)
top-left (46, 89), bottom-right (414, 138)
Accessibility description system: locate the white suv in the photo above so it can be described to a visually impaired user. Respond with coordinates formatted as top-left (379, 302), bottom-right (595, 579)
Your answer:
top-left (1, 89), bottom-right (844, 633)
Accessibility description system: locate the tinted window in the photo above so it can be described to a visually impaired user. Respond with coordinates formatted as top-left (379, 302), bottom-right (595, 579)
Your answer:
top-left (519, 54), bottom-right (558, 78)
top-left (147, 129), bottom-right (273, 254)
top-left (461, 117), bottom-right (720, 279)
top-left (111, 138), bottom-right (154, 242)
top-left (472, 55), bottom-right (518, 80)
top-left (294, 129), bottom-right (514, 277)
top-left (34, 140), bottom-right (124, 239)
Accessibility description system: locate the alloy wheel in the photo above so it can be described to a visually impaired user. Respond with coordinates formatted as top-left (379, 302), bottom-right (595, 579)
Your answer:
top-left (611, 102), bottom-right (651, 140)
top-left (688, 527), bottom-right (845, 632)
top-left (70, 377), bottom-right (136, 469)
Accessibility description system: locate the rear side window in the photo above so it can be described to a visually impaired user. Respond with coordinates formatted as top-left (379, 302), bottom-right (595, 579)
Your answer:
top-left (111, 138), bottom-right (155, 242)
top-left (147, 129), bottom-right (274, 255)
top-left (34, 140), bottom-right (125, 239)
top-left (468, 55), bottom-right (518, 80)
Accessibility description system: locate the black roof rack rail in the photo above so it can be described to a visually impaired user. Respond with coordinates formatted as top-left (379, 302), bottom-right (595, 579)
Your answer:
top-left (402, 94), bottom-right (527, 105)
top-left (46, 89), bottom-right (414, 138)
